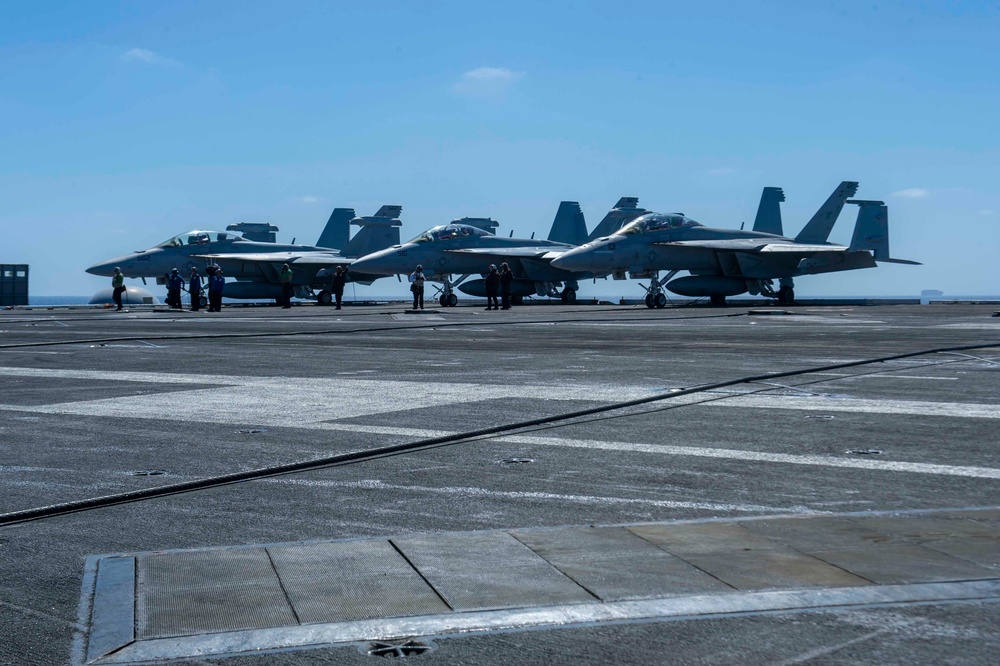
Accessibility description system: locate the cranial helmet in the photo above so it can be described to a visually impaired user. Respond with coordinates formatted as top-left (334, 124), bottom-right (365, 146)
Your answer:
top-left (416, 264), bottom-right (423, 270)
top-left (171, 268), bottom-right (179, 274)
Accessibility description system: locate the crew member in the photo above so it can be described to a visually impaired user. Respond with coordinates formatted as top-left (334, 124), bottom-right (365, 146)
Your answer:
top-left (409, 264), bottom-right (425, 310)
top-left (208, 268), bottom-right (225, 312)
top-left (189, 267), bottom-right (202, 311)
top-left (279, 263), bottom-right (293, 309)
top-left (500, 262), bottom-right (514, 310)
top-left (111, 267), bottom-right (126, 311)
top-left (484, 264), bottom-right (500, 310)
top-left (330, 266), bottom-right (347, 310)
top-left (167, 268), bottom-right (183, 309)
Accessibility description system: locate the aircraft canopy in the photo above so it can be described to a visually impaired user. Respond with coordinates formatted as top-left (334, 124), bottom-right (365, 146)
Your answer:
top-left (155, 230), bottom-right (247, 248)
top-left (618, 213), bottom-right (701, 235)
top-left (408, 224), bottom-right (493, 244)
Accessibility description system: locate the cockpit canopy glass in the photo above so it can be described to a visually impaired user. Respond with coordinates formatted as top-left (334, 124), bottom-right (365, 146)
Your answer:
top-left (155, 230), bottom-right (245, 248)
top-left (618, 213), bottom-right (700, 235)
top-left (407, 224), bottom-right (493, 244)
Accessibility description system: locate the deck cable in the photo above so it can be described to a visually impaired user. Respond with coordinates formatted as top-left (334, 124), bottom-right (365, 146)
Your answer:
top-left (1, 340), bottom-right (997, 528)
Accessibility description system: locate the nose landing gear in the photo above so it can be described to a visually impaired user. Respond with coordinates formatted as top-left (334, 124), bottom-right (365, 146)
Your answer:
top-left (640, 270), bottom-right (677, 308)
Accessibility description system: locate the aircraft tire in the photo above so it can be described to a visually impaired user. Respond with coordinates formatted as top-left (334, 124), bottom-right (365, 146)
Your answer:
top-left (644, 294), bottom-right (654, 308)
top-left (317, 290), bottom-right (332, 306)
top-left (561, 288), bottom-right (577, 304)
top-left (199, 295), bottom-right (209, 309)
top-left (778, 286), bottom-right (795, 305)
top-left (653, 293), bottom-right (667, 308)
top-left (511, 295), bottom-right (524, 305)
top-left (439, 295), bottom-right (448, 307)
top-left (447, 294), bottom-right (458, 307)
top-left (710, 294), bottom-right (726, 306)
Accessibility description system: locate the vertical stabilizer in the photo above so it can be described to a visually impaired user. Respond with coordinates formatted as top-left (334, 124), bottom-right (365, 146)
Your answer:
top-left (847, 200), bottom-right (889, 258)
top-left (343, 205), bottom-right (403, 258)
top-left (587, 197), bottom-right (648, 241)
top-left (547, 201), bottom-right (588, 245)
top-left (752, 187), bottom-right (785, 236)
top-left (317, 208), bottom-right (355, 250)
top-left (794, 181), bottom-right (860, 243)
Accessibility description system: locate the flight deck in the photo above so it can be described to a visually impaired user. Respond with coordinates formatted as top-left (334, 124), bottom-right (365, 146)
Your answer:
top-left (1, 302), bottom-right (998, 665)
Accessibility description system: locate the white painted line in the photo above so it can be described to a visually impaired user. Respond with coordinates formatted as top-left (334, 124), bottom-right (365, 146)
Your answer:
top-left (807, 373), bottom-right (957, 381)
top-left (308, 423), bottom-right (1000, 480)
top-left (2, 366), bottom-right (999, 480)
top-left (269, 478), bottom-right (791, 514)
top-left (94, 580), bottom-right (1000, 665)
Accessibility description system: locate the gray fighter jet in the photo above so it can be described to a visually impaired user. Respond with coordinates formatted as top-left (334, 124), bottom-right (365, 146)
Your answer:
top-left (86, 205), bottom-right (402, 305)
top-left (349, 198), bottom-right (648, 306)
top-left (551, 182), bottom-right (919, 307)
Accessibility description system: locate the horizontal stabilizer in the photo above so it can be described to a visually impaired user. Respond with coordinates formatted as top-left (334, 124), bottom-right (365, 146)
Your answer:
top-left (877, 257), bottom-right (922, 265)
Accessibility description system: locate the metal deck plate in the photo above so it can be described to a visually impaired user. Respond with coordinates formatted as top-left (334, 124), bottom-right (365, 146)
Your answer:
top-left (137, 547), bottom-right (296, 638)
top-left (676, 548), bottom-right (873, 590)
top-left (627, 521), bottom-right (787, 555)
top-left (267, 539), bottom-right (451, 623)
top-left (808, 544), bottom-right (998, 584)
top-left (513, 526), bottom-right (733, 600)
top-left (391, 531), bottom-right (596, 611)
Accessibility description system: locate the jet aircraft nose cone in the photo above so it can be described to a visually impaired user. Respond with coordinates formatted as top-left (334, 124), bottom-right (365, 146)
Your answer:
top-left (551, 248), bottom-right (585, 272)
top-left (86, 260), bottom-right (117, 276)
top-left (350, 249), bottom-right (398, 276)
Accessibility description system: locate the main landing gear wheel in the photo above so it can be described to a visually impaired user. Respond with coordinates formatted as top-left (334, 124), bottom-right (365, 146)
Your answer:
top-left (561, 288), bottom-right (577, 304)
top-left (439, 294), bottom-right (448, 307)
top-left (447, 293), bottom-right (458, 307)
top-left (644, 294), bottom-right (654, 308)
top-left (710, 294), bottom-right (726, 306)
top-left (317, 290), bottom-right (332, 306)
top-left (777, 286), bottom-right (795, 305)
top-left (653, 293), bottom-right (667, 308)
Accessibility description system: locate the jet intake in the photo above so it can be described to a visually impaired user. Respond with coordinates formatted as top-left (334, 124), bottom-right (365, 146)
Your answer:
top-left (666, 276), bottom-right (748, 297)
top-left (458, 279), bottom-right (537, 298)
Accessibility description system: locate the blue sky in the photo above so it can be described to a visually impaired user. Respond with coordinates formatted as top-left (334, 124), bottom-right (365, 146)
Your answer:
top-left (2, 0), bottom-right (998, 297)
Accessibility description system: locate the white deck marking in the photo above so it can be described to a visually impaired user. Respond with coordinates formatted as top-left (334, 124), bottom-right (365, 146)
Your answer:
top-left (270, 479), bottom-right (792, 513)
top-left (2, 366), bottom-right (999, 480)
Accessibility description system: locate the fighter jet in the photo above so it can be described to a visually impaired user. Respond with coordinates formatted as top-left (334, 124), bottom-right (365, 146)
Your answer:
top-left (349, 198), bottom-right (649, 306)
top-left (551, 182), bottom-right (919, 307)
top-left (86, 205), bottom-right (403, 305)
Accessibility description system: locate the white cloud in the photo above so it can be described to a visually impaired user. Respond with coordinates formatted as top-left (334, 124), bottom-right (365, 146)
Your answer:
top-left (979, 209), bottom-right (996, 216)
top-left (452, 67), bottom-right (524, 100)
top-left (121, 48), bottom-right (181, 66)
top-left (891, 188), bottom-right (929, 199)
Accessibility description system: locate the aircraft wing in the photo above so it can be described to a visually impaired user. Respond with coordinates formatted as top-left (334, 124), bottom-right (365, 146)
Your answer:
top-left (653, 240), bottom-right (849, 254)
top-left (444, 246), bottom-right (564, 259)
top-left (194, 251), bottom-right (348, 266)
